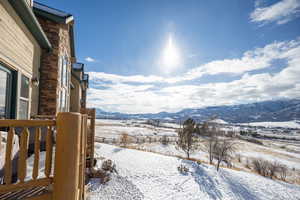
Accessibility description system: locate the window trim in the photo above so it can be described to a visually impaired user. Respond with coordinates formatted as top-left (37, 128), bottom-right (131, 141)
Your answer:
top-left (0, 64), bottom-right (17, 119)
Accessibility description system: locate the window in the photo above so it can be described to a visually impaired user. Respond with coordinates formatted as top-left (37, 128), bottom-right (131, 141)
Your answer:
top-left (0, 67), bottom-right (9, 118)
top-left (59, 55), bottom-right (70, 112)
top-left (0, 65), bottom-right (14, 119)
top-left (19, 75), bottom-right (29, 119)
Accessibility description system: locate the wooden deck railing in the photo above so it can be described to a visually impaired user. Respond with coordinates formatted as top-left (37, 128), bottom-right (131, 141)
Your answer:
top-left (0, 112), bottom-right (89, 200)
top-left (0, 120), bottom-right (55, 195)
top-left (81, 108), bottom-right (96, 168)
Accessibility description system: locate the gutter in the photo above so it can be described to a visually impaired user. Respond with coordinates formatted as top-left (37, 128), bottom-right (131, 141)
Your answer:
top-left (8, 0), bottom-right (52, 51)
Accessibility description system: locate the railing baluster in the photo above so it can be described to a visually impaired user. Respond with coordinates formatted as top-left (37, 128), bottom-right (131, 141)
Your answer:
top-left (45, 126), bottom-right (53, 178)
top-left (4, 128), bottom-right (14, 184)
top-left (18, 128), bottom-right (29, 183)
top-left (33, 127), bottom-right (41, 180)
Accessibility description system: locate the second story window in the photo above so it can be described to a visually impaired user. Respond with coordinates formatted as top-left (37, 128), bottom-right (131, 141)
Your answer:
top-left (19, 75), bottom-right (29, 119)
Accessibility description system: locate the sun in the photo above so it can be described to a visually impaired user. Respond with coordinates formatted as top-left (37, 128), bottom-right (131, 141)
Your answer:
top-left (161, 35), bottom-right (181, 73)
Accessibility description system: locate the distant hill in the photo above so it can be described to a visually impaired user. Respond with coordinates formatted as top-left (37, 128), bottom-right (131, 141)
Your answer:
top-left (95, 99), bottom-right (300, 123)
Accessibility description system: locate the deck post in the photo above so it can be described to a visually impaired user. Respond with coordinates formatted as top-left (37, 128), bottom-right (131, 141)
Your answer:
top-left (53, 112), bottom-right (82, 200)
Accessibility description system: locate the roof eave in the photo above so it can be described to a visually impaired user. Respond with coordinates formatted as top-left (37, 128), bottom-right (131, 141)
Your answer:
top-left (33, 7), bottom-right (74, 24)
top-left (8, 0), bottom-right (52, 51)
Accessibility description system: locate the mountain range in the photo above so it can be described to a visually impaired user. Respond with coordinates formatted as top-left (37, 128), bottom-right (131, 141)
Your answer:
top-left (95, 99), bottom-right (300, 123)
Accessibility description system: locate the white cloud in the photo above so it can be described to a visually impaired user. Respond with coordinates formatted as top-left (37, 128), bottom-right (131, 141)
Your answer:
top-left (250, 0), bottom-right (300, 25)
top-left (85, 57), bottom-right (97, 62)
top-left (87, 38), bottom-right (300, 114)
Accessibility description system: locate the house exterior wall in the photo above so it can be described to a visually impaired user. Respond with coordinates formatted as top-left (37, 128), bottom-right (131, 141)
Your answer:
top-left (0, 0), bottom-right (42, 118)
top-left (81, 87), bottom-right (87, 109)
top-left (37, 17), bottom-right (73, 115)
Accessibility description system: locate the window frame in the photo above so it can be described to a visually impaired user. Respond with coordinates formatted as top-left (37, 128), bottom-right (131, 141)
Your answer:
top-left (0, 64), bottom-right (17, 119)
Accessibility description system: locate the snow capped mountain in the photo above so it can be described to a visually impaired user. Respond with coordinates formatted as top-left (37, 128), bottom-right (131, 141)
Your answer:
top-left (96, 99), bottom-right (300, 123)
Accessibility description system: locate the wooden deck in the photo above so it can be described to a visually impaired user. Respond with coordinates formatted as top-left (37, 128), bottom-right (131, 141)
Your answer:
top-left (0, 186), bottom-right (51, 200)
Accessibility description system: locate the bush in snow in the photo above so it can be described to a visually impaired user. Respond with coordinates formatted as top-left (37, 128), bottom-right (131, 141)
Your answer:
top-left (268, 161), bottom-right (281, 178)
top-left (277, 164), bottom-right (288, 181)
top-left (119, 133), bottom-right (131, 147)
top-left (90, 169), bottom-right (111, 184)
top-left (245, 158), bottom-right (251, 169)
top-left (237, 154), bottom-right (242, 163)
top-left (102, 159), bottom-right (118, 174)
top-left (176, 118), bottom-right (198, 159)
top-left (245, 138), bottom-right (263, 145)
top-left (252, 158), bottom-right (269, 176)
top-left (252, 159), bottom-right (287, 179)
top-left (161, 135), bottom-right (169, 145)
top-left (177, 164), bottom-right (189, 174)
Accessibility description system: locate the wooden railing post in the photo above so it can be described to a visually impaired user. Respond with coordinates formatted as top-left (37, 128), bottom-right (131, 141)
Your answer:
top-left (53, 112), bottom-right (82, 200)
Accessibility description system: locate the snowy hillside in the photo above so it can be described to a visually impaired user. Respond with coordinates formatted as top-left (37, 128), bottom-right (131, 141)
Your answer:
top-left (241, 121), bottom-right (300, 129)
top-left (88, 143), bottom-right (300, 200)
top-left (96, 99), bottom-right (300, 123)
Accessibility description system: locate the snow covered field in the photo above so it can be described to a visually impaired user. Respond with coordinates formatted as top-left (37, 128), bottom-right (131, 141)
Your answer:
top-left (95, 119), bottom-right (300, 183)
top-left (95, 119), bottom-right (177, 139)
top-left (130, 140), bottom-right (300, 172)
top-left (88, 143), bottom-right (300, 200)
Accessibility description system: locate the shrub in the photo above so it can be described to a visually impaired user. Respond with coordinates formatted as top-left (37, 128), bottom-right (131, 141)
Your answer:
top-left (252, 158), bottom-right (266, 176)
top-left (245, 138), bottom-right (263, 145)
top-left (161, 135), bottom-right (168, 145)
top-left (101, 159), bottom-right (117, 174)
top-left (245, 158), bottom-right (251, 169)
top-left (119, 133), bottom-right (131, 147)
top-left (277, 164), bottom-right (288, 181)
top-left (237, 154), bottom-right (242, 163)
top-left (177, 164), bottom-right (189, 174)
top-left (252, 158), bottom-right (285, 178)
top-left (90, 169), bottom-right (110, 184)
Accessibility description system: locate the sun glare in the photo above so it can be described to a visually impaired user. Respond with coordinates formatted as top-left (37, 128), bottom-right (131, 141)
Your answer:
top-left (161, 35), bottom-right (181, 73)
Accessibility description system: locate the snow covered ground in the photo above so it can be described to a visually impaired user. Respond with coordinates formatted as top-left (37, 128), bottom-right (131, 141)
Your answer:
top-left (95, 119), bottom-right (177, 139)
top-left (88, 143), bottom-right (300, 200)
top-left (130, 141), bottom-right (300, 171)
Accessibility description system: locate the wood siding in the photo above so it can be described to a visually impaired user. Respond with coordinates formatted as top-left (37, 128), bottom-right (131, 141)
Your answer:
top-left (0, 1), bottom-right (41, 77)
top-left (0, 1), bottom-right (42, 117)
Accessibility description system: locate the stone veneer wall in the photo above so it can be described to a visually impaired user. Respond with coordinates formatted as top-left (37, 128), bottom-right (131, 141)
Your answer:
top-left (81, 85), bottom-right (87, 109)
top-left (37, 17), bottom-right (72, 115)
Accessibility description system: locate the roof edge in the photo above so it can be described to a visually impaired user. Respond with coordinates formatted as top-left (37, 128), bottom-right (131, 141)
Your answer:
top-left (33, 2), bottom-right (74, 24)
top-left (8, 0), bottom-right (52, 51)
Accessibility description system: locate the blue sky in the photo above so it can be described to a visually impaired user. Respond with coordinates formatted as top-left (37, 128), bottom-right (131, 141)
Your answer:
top-left (37, 0), bottom-right (300, 113)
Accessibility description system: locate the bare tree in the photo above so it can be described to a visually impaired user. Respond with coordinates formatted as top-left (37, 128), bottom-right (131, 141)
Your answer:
top-left (176, 118), bottom-right (198, 159)
top-left (201, 121), bottom-right (218, 164)
top-left (214, 138), bottom-right (236, 171)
